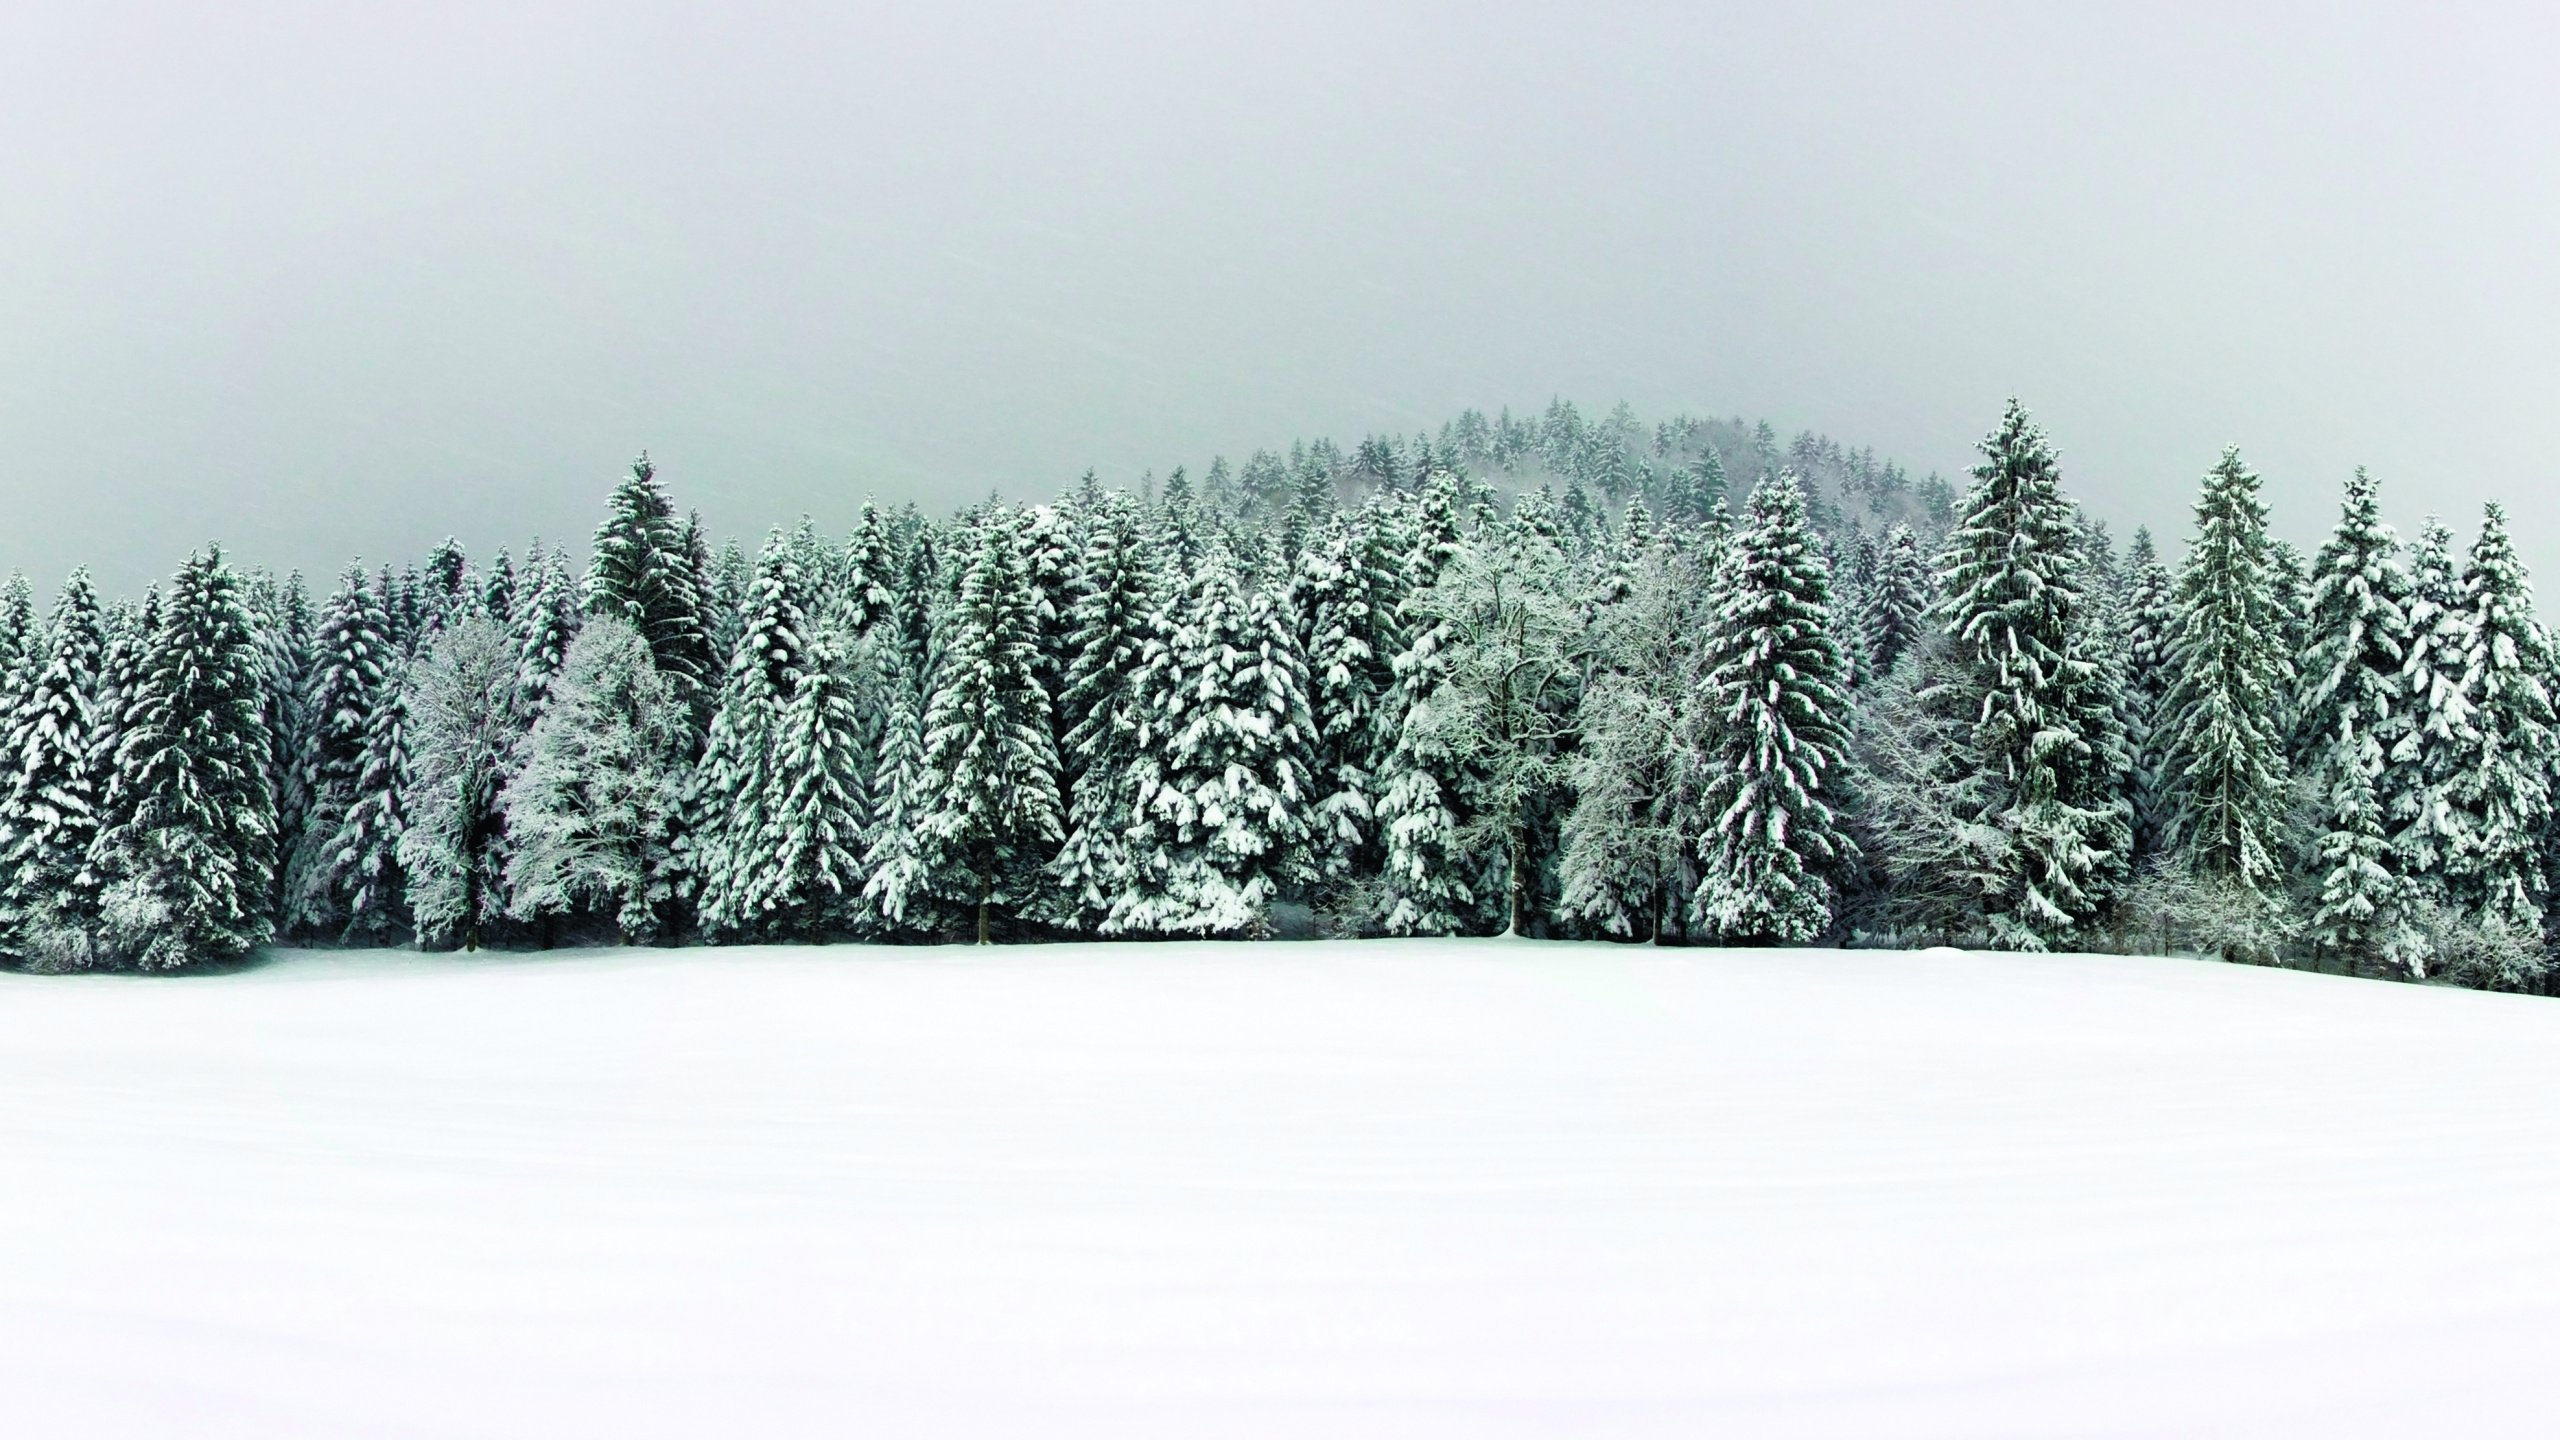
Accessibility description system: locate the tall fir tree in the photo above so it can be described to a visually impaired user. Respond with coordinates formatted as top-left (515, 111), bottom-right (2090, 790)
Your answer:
top-left (1687, 474), bottom-right (1858, 942)
top-left (0, 571), bottom-right (108, 968)
top-left (586, 454), bottom-right (716, 706)
top-left (2443, 504), bottom-right (2556, 935)
top-left (91, 547), bottom-right (278, 970)
top-left (1047, 491), bottom-right (1163, 930)
top-left (760, 638), bottom-right (871, 938)
top-left (2392, 517), bottom-right (2467, 899)
top-left (2161, 448), bottom-right (2294, 897)
top-left (511, 540), bottom-right (583, 726)
top-left (2299, 469), bottom-right (2418, 964)
top-left (285, 564), bottom-right (396, 938)
top-left (693, 526), bottom-right (818, 936)
top-left (1929, 401), bottom-right (2119, 948)
top-left (1114, 546), bottom-right (1317, 935)
top-left (918, 509), bottom-right (1063, 943)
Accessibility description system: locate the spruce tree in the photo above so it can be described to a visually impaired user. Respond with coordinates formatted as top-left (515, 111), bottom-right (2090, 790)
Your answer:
top-left (285, 564), bottom-right (395, 937)
top-left (1930, 401), bottom-right (2118, 948)
top-left (693, 526), bottom-right (817, 936)
top-left (2161, 447), bottom-right (2294, 897)
top-left (330, 655), bottom-right (412, 942)
top-left (92, 547), bottom-right (277, 971)
top-left (1048, 491), bottom-right (1162, 931)
top-left (1293, 511), bottom-right (1403, 889)
top-left (2443, 504), bottom-right (2556, 935)
top-left (1688, 474), bottom-right (1857, 942)
top-left (511, 540), bottom-right (582, 725)
top-left (1114, 546), bottom-right (1316, 935)
top-left (2392, 517), bottom-right (2467, 899)
top-left (856, 610), bottom-right (938, 936)
top-left (0, 571), bottom-right (107, 968)
top-left (2118, 529), bottom-right (2178, 864)
top-left (761, 638), bottom-right (870, 938)
top-left (2299, 469), bottom-right (2417, 965)
top-left (586, 454), bottom-right (716, 704)
top-left (918, 509), bottom-right (1063, 943)
top-left (1860, 525), bottom-right (1931, 678)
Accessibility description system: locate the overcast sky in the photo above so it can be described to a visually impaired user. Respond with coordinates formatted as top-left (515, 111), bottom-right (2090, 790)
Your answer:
top-left (4, 2), bottom-right (2556, 594)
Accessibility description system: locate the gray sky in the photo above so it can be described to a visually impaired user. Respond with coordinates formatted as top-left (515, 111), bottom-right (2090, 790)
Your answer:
top-left (4, 2), bottom-right (2556, 595)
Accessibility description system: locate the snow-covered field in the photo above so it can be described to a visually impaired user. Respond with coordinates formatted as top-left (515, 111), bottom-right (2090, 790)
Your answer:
top-left (4, 941), bottom-right (2559, 1437)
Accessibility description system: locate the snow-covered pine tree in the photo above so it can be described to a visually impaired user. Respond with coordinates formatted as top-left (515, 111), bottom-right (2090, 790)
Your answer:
top-left (834, 502), bottom-right (899, 639)
top-left (87, 589), bottom-right (157, 845)
top-left (0, 571), bottom-right (108, 969)
top-left (511, 540), bottom-right (582, 726)
top-left (398, 615), bottom-right (519, 950)
top-left (705, 539), bottom-right (750, 672)
top-left (1688, 473), bottom-right (1858, 943)
top-left (2391, 517), bottom-right (2467, 901)
top-left (501, 615), bottom-right (691, 944)
top-left (856, 607), bottom-right (938, 936)
top-left (1048, 490), bottom-right (1162, 931)
top-left (2117, 529), bottom-right (2178, 865)
top-left (480, 549), bottom-right (516, 626)
top-left (693, 525), bottom-right (817, 937)
top-left (2161, 447), bottom-right (2294, 898)
top-left (1292, 509), bottom-right (1403, 890)
top-left (418, 537), bottom-right (471, 638)
top-left (2442, 504), bottom-right (2556, 937)
top-left (1112, 544), bottom-right (1317, 935)
top-left (2299, 468), bottom-right (2417, 965)
top-left (918, 508), bottom-right (1063, 943)
top-left (260, 570), bottom-right (316, 896)
top-left (1930, 400), bottom-right (2118, 948)
top-left (91, 547), bottom-right (277, 971)
top-left (586, 454), bottom-right (716, 707)
top-left (329, 652), bottom-right (412, 942)
top-left (284, 564), bottom-right (396, 938)
top-left (760, 637), bottom-right (870, 938)
top-left (1860, 524), bottom-right (1930, 678)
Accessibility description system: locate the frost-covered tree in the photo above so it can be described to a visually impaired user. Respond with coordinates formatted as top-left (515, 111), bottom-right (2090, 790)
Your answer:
top-left (692, 526), bottom-right (817, 937)
top-left (1381, 503), bottom-right (1579, 936)
top-left (2161, 447), bottom-right (2294, 896)
top-left (284, 564), bottom-right (396, 938)
top-left (2117, 529), bottom-right (2178, 864)
top-left (2392, 517), bottom-right (2467, 897)
top-left (586, 454), bottom-right (715, 706)
top-left (501, 615), bottom-right (691, 943)
top-left (918, 509), bottom-right (1062, 943)
top-left (328, 655), bottom-right (412, 942)
top-left (856, 611), bottom-right (939, 936)
top-left (2299, 468), bottom-right (2415, 963)
top-left (1930, 401), bottom-right (2118, 948)
top-left (1860, 524), bottom-right (1930, 678)
top-left (398, 615), bottom-right (520, 950)
top-left (1292, 510), bottom-right (1403, 888)
top-left (2442, 504), bottom-right (2556, 935)
top-left (511, 540), bottom-right (582, 725)
top-left (1048, 491), bottom-right (1161, 930)
top-left (1688, 473), bottom-right (1857, 943)
top-left (760, 638), bottom-right (871, 938)
top-left (0, 571), bottom-right (108, 968)
top-left (1113, 545), bottom-right (1317, 935)
top-left (1561, 530), bottom-right (1702, 939)
top-left (91, 547), bottom-right (277, 971)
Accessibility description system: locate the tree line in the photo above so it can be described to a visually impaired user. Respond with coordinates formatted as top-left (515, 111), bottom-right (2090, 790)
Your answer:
top-left (0, 399), bottom-right (2550, 990)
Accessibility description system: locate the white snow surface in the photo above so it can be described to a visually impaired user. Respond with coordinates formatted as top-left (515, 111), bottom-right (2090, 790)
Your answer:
top-left (5, 940), bottom-right (2560, 1437)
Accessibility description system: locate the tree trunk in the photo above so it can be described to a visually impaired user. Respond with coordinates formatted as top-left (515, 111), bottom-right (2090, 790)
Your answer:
top-left (978, 898), bottom-right (990, 946)
top-left (1505, 827), bottom-right (1526, 938)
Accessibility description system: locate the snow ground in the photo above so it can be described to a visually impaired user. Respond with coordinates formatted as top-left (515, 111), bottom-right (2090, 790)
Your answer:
top-left (4, 941), bottom-right (2560, 1438)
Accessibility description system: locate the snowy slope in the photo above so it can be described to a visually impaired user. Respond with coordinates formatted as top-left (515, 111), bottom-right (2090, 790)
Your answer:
top-left (4, 941), bottom-right (2559, 1438)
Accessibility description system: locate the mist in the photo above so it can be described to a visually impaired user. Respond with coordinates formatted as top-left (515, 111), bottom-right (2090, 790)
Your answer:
top-left (5, 1), bottom-right (2556, 594)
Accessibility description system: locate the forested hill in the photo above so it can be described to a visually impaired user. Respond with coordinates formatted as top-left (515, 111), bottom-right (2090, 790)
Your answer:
top-left (1168, 398), bottom-right (1954, 553)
